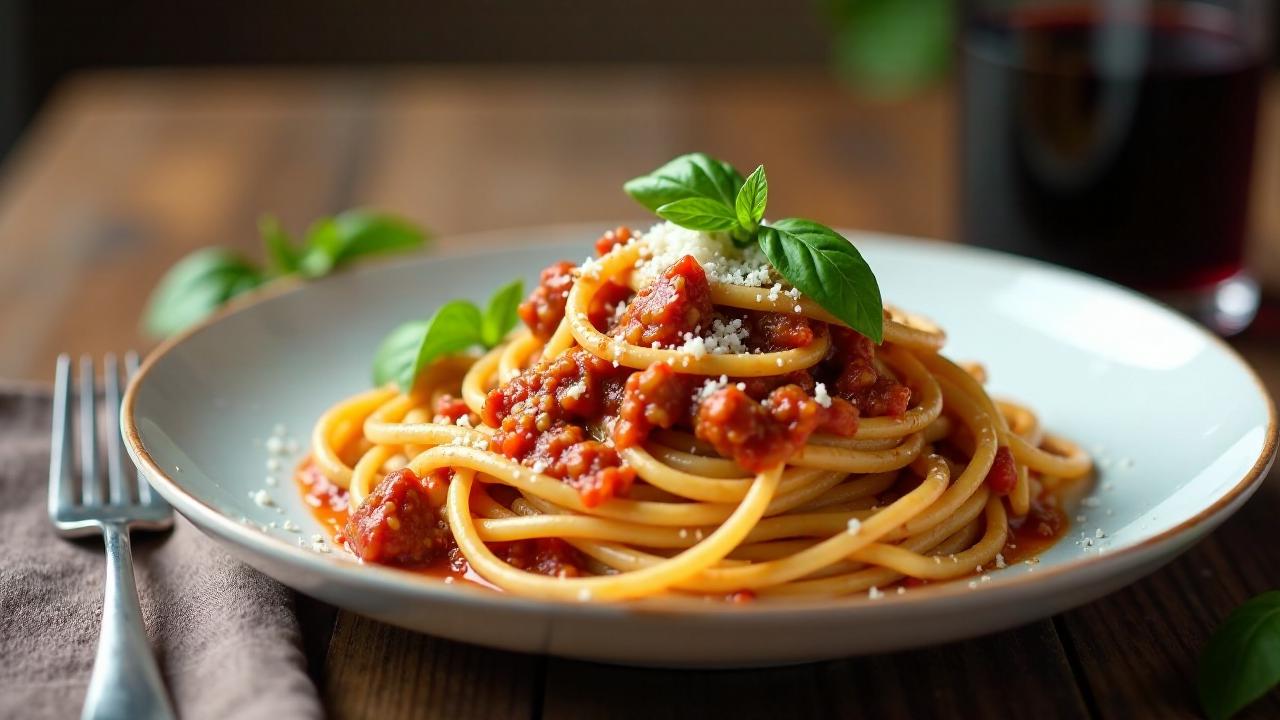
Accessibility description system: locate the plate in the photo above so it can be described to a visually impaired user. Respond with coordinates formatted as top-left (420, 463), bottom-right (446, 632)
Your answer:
top-left (123, 224), bottom-right (1277, 666)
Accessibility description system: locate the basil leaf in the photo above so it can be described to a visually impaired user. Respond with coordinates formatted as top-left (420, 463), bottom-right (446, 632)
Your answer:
top-left (656, 197), bottom-right (740, 232)
top-left (624, 153), bottom-right (744, 213)
top-left (735, 165), bottom-right (768, 230)
top-left (373, 300), bottom-right (483, 391)
top-left (758, 219), bottom-right (883, 343)
top-left (259, 215), bottom-right (300, 275)
top-left (481, 279), bottom-right (524, 348)
top-left (830, 0), bottom-right (950, 98)
top-left (142, 248), bottom-right (265, 339)
top-left (1199, 592), bottom-right (1280, 720)
top-left (299, 211), bottom-right (427, 278)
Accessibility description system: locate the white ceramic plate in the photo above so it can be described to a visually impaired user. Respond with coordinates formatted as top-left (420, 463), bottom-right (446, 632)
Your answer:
top-left (123, 224), bottom-right (1276, 667)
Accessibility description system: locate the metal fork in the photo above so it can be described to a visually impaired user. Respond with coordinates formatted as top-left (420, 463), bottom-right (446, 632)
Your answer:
top-left (49, 353), bottom-right (176, 720)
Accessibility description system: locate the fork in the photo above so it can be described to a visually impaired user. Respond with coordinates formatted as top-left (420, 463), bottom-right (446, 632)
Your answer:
top-left (49, 353), bottom-right (176, 720)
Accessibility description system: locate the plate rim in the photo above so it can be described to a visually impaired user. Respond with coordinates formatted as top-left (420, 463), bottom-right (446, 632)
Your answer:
top-left (121, 222), bottom-right (1279, 618)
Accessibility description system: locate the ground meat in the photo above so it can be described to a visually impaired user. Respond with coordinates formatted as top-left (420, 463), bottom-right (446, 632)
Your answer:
top-left (826, 327), bottom-right (912, 417)
top-left (614, 255), bottom-right (713, 348)
top-left (482, 348), bottom-right (634, 507)
top-left (518, 260), bottom-right (575, 340)
top-left (613, 362), bottom-right (698, 448)
top-left (746, 311), bottom-right (816, 352)
top-left (502, 538), bottom-right (587, 578)
top-left (514, 423), bottom-right (634, 507)
top-left (594, 225), bottom-right (634, 257)
top-left (734, 371), bottom-right (816, 401)
top-left (345, 468), bottom-right (450, 567)
top-left (694, 384), bottom-right (851, 472)
top-left (587, 281), bottom-right (633, 334)
top-left (558, 439), bottom-right (635, 507)
top-left (433, 394), bottom-right (470, 423)
top-left (985, 446), bottom-right (1017, 495)
top-left (730, 370), bottom-right (858, 438)
top-left (482, 348), bottom-right (628, 439)
top-left (817, 396), bottom-right (860, 436)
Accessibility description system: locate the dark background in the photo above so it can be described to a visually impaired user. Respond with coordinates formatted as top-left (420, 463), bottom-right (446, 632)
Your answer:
top-left (0, 0), bottom-right (835, 161)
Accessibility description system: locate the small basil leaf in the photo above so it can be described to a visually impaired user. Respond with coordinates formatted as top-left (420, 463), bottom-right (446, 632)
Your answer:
top-left (481, 278), bottom-right (525, 348)
top-left (142, 248), bottom-right (265, 339)
top-left (758, 219), bottom-right (883, 343)
top-left (373, 300), bottom-right (484, 391)
top-left (624, 153), bottom-right (745, 212)
top-left (299, 211), bottom-right (427, 278)
top-left (259, 215), bottom-right (300, 275)
top-left (735, 165), bottom-right (768, 230)
top-left (1199, 592), bottom-right (1280, 720)
top-left (656, 197), bottom-right (740, 232)
top-left (372, 321), bottom-right (429, 388)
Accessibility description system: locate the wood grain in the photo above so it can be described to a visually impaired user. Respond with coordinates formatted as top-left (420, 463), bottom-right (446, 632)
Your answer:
top-left (324, 613), bottom-right (540, 720)
top-left (542, 621), bottom-right (1089, 719)
top-left (2, 67), bottom-right (1279, 719)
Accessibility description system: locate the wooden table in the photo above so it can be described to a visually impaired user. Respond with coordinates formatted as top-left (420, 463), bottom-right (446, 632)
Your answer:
top-left (3, 68), bottom-right (1279, 719)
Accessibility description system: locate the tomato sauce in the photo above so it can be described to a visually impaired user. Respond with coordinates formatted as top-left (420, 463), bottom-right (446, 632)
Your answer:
top-left (1002, 477), bottom-right (1081, 566)
top-left (296, 460), bottom-right (499, 590)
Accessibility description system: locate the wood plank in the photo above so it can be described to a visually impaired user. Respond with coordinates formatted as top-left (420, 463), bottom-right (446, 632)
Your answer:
top-left (356, 69), bottom-right (953, 249)
top-left (542, 621), bottom-right (1089, 719)
top-left (323, 613), bottom-right (540, 720)
top-left (0, 70), bottom-right (382, 381)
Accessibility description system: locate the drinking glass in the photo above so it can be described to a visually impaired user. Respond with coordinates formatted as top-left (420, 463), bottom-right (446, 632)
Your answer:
top-left (961, 0), bottom-right (1271, 334)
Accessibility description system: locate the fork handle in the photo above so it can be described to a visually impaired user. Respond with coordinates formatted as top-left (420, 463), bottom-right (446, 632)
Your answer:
top-left (82, 521), bottom-right (176, 720)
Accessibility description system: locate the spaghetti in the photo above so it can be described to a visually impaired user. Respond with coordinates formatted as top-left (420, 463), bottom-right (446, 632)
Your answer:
top-left (302, 223), bottom-right (1092, 602)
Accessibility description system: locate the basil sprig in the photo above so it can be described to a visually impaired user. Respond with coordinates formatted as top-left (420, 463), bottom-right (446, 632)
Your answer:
top-left (1198, 591), bottom-right (1280, 720)
top-left (624, 153), bottom-right (883, 343)
top-left (373, 279), bottom-right (524, 391)
top-left (143, 210), bottom-right (428, 339)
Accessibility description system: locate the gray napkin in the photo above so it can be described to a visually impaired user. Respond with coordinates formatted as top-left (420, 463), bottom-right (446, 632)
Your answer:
top-left (0, 383), bottom-right (323, 720)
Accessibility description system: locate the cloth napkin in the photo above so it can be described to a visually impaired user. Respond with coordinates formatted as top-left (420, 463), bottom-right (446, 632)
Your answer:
top-left (0, 382), bottom-right (323, 720)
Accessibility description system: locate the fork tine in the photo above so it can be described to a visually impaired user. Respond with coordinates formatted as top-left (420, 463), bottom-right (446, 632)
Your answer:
top-left (48, 354), bottom-right (75, 515)
top-left (79, 355), bottom-right (102, 506)
top-left (125, 351), bottom-right (167, 510)
top-left (103, 353), bottom-right (130, 505)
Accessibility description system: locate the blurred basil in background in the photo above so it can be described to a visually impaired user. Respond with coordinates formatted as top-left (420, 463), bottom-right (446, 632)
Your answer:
top-left (825, 0), bottom-right (953, 97)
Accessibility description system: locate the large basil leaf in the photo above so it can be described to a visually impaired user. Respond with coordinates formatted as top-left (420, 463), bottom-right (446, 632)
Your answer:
top-left (299, 211), bottom-right (426, 278)
top-left (1199, 592), bottom-right (1280, 720)
top-left (372, 300), bottom-right (483, 391)
top-left (142, 248), bottom-right (265, 338)
top-left (481, 278), bottom-right (525, 347)
top-left (758, 219), bottom-right (883, 343)
top-left (623, 153), bottom-right (745, 212)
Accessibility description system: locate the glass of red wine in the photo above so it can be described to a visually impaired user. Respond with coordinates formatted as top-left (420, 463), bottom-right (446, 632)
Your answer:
top-left (961, 0), bottom-right (1271, 335)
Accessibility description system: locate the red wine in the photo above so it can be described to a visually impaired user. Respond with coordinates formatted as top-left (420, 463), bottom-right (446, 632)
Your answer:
top-left (961, 5), bottom-right (1263, 290)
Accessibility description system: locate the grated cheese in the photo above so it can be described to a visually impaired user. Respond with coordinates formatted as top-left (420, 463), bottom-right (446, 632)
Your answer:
top-left (694, 376), bottom-right (732, 404)
top-left (813, 383), bottom-right (832, 408)
top-left (633, 222), bottom-right (774, 287)
top-left (674, 316), bottom-right (750, 357)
